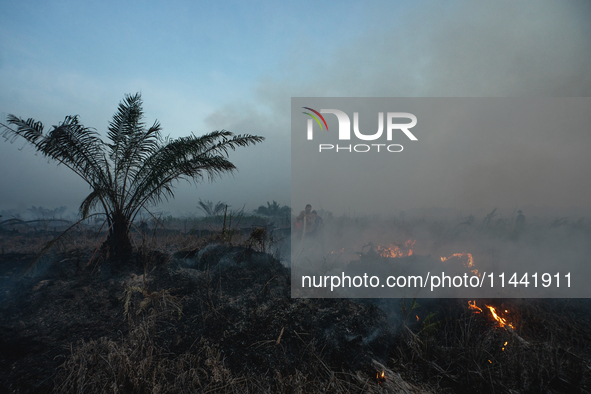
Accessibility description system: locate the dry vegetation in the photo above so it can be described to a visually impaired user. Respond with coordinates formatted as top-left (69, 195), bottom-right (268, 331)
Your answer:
top-left (1, 216), bottom-right (591, 393)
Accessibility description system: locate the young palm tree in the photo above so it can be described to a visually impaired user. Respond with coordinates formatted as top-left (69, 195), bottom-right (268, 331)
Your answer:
top-left (197, 198), bottom-right (228, 217)
top-left (1, 93), bottom-right (264, 261)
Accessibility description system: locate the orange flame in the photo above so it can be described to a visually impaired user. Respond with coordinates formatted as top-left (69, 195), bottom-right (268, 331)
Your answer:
top-left (468, 301), bottom-right (515, 330)
top-left (377, 240), bottom-right (415, 258)
top-left (468, 300), bottom-right (482, 313)
top-left (485, 305), bottom-right (514, 329)
top-left (441, 252), bottom-right (480, 276)
top-left (440, 252), bottom-right (474, 267)
top-left (377, 370), bottom-right (386, 383)
top-left (416, 315), bottom-right (420, 321)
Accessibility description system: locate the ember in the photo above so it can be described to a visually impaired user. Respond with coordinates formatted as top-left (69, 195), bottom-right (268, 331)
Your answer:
top-left (468, 300), bottom-right (482, 313)
top-left (376, 239), bottom-right (415, 258)
top-left (377, 370), bottom-right (386, 384)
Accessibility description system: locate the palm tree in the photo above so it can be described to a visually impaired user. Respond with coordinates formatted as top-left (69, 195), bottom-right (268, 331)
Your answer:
top-left (1, 93), bottom-right (264, 262)
top-left (197, 199), bottom-right (228, 217)
top-left (253, 201), bottom-right (291, 217)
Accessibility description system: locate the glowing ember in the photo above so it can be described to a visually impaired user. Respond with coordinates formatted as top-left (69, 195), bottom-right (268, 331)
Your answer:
top-left (377, 240), bottom-right (415, 258)
top-left (485, 305), bottom-right (514, 329)
top-left (416, 315), bottom-right (420, 321)
top-left (468, 300), bottom-right (482, 313)
top-left (376, 370), bottom-right (386, 384)
top-left (502, 341), bottom-right (508, 351)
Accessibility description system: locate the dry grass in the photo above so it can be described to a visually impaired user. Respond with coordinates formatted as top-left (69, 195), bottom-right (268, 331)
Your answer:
top-left (3, 217), bottom-right (590, 393)
top-left (391, 298), bottom-right (591, 393)
top-left (54, 315), bottom-right (425, 394)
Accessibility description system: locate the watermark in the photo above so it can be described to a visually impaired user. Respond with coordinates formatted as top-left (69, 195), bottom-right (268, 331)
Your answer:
top-left (291, 97), bottom-right (591, 298)
top-left (302, 107), bottom-right (417, 153)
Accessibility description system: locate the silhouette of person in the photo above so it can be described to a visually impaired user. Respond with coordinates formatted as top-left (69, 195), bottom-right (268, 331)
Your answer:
top-left (516, 210), bottom-right (525, 229)
top-left (295, 204), bottom-right (314, 231)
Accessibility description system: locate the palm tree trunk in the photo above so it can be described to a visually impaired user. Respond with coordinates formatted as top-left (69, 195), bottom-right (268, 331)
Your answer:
top-left (106, 210), bottom-right (132, 263)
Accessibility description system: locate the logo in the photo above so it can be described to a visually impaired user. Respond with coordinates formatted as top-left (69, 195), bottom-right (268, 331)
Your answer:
top-left (302, 107), bottom-right (329, 134)
top-left (303, 108), bottom-right (417, 153)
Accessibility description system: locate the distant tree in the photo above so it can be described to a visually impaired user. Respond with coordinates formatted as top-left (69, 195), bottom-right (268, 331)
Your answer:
top-left (253, 201), bottom-right (291, 217)
top-left (1, 93), bottom-right (264, 262)
top-left (27, 205), bottom-right (67, 219)
top-left (52, 206), bottom-right (68, 218)
top-left (27, 206), bottom-right (48, 219)
top-left (197, 199), bottom-right (228, 217)
top-left (0, 209), bottom-right (21, 220)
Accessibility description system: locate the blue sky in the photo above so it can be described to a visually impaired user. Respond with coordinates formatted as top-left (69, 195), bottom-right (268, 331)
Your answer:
top-left (0, 0), bottom-right (401, 215)
top-left (1, 0), bottom-right (372, 111)
top-left (1, 0), bottom-right (590, 217)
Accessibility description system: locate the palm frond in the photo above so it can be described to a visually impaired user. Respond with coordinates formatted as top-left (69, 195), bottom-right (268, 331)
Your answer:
top-left (126, 131), bottom-right (263, 219)
top-left (80, 188), bottom-right (110, 220)
top-left (3, 115), bottom-right (111, 189)
top-left (3, 93), bottom-right (264, 262)
top-left (1, 115), bottom-right (44, 143)
top-left (107, 93), bottom-right (145, 164)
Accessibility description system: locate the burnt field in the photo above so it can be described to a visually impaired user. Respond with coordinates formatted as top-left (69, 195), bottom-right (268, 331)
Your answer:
top-left (1, 223), bottom-right (591, 393)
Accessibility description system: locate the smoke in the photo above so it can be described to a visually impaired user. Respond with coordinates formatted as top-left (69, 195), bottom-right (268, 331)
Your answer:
top-left (2, 0), bottom-right (590, 215)
top-left (292, 211), bottom-right (591, 298)
top-left (203, 0), bottom-right (591, 215)
top-left (266, 0), bottom-right (591, 98)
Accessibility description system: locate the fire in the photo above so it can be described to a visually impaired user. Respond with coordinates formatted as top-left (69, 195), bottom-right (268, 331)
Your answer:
top-left (440, 252), bottom-right (479, 276)
top-left (468, 301), bottom-right (515, 330)
top-left (485, 305), bottom-right (514, 329)
top-left (416, 315), bottom-right (420, 321)
top-left (377, 240), bottom-right (415, 258)
top-left (468, 300), bottom-right (482, 313)
top-left (376, 370), bottom-right (386, 384)
top-left (440, 252), bottom-right (474, 266)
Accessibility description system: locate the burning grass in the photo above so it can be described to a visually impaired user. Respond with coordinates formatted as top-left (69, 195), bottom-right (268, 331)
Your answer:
top-left (376, 239), bottom-right (416, 258)
top-left (391, 298), bottom-right (591, 392)
top-left (1, 228), bottom-right (591, 393)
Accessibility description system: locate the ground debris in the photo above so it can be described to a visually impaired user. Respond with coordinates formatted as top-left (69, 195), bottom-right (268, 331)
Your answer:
top-left (1, 244), bottom-right (591, 393)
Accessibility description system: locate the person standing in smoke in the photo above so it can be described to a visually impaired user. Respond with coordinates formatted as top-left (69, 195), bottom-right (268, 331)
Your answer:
top-left (309, 211), bottom-right (323, 234)
top-left (295, 204), bottom-right (315, 237)
top-left (512, 210), bottom-right (526, 240)
top-left (308, 210), bottom-right (325, 253)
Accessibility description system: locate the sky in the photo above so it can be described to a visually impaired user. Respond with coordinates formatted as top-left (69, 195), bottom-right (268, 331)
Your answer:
top-left (1, 0), bottom-right (590, 218)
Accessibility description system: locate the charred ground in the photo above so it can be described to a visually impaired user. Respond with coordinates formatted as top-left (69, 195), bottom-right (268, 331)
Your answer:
top-left (1, 229), bottom-right (591, 393)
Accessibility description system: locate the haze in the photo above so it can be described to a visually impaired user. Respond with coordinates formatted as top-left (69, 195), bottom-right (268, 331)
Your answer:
top-left (1, 0), bottom-right (590, 219)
